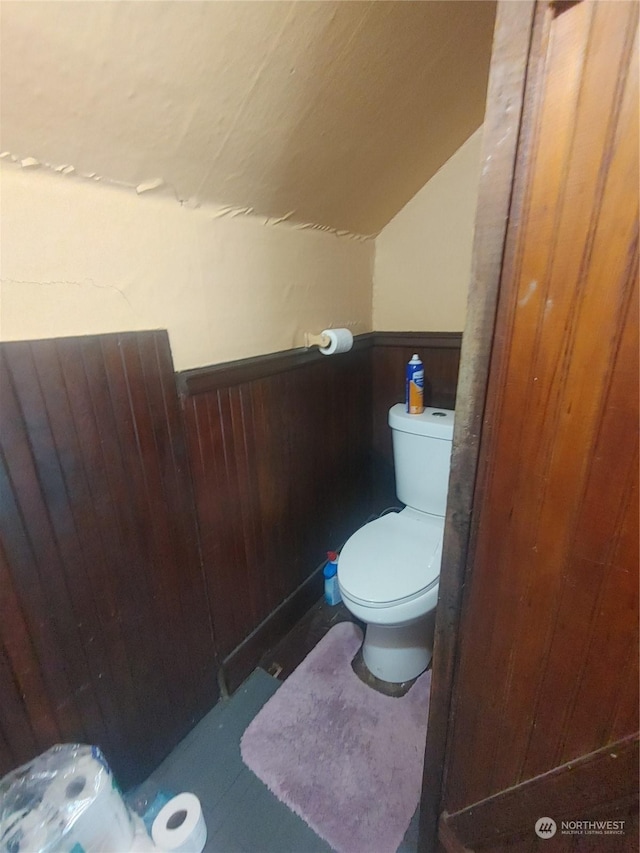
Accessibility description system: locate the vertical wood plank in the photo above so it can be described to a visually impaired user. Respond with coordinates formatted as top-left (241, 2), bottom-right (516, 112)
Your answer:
top-left (420, 1), bottom-right (538, 848)
top-left (439, 1), bottom-right (639, 841)
top-left (2, 342), bottom-right (109, 750)
top-left (181, 344), bottom-right (375, 669)
top-left (0, 331), bottom-right (217, 786)
top-left (0, 541), bottom-right (61, 753)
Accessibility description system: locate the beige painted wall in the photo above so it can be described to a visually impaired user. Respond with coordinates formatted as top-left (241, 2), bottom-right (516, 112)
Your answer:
top-left (0, 163), bottom-right (373, 371)
top-left (373, 126), bottom-right (484, 332)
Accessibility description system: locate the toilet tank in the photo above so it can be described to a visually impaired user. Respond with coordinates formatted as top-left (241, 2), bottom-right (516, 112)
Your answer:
top-left (388, 404), bottom-right (454, 517)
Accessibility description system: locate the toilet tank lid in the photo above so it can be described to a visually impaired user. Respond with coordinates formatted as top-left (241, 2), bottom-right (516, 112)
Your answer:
top-left (389, 404), bottom-right (455, 439)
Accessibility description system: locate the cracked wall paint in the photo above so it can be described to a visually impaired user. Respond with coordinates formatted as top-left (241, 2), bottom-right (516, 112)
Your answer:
top-left (0, 1), bottom-right (494, 235)
top-left (1, 150), bottom-right (373, 241)
top-left (0, 162), bottom-right (373, 370)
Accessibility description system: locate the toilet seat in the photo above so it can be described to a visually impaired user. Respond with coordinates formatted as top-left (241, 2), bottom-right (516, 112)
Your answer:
top-left (338, 509), bottom-right (443, 608)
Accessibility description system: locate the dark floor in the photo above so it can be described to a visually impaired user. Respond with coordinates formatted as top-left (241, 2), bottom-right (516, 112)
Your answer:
top-left (260, 597), bottom-right (420, 698)
top-left (259, 597), bottom-right (360, 681)
top-left (134, 597), bottom-right (421, 853)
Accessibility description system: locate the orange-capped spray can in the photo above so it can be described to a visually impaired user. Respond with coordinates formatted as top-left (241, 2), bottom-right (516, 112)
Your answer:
top-left (406, 354), bottom-right (425, 414)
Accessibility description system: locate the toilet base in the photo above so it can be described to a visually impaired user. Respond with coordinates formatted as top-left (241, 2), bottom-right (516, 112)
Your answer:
top-left (361, 612), bottom-right (435, 683)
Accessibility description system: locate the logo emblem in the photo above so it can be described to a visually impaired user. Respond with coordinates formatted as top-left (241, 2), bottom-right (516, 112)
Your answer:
top-left (535, 817), bottom-right (557, 838)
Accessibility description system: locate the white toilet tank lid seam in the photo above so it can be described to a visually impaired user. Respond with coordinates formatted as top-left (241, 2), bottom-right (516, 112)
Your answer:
top-left (388, 404), bottom-right (455, 439)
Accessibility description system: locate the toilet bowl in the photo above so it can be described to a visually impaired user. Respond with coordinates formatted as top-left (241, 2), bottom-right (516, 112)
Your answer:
top-left (338, 507), bottom-right (443, 682)
top-left (337, 403), bottom-right (454, 684)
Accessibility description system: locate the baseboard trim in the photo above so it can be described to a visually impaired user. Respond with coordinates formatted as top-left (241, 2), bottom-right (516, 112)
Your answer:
top-left (221, 563), bottom-right (325, 694)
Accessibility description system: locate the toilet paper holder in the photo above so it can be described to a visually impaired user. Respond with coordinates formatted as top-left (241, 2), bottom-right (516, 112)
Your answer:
top-left (305, 328), bottom-right (354, 356)
top-left (305, 331), bottom-right (332, 349)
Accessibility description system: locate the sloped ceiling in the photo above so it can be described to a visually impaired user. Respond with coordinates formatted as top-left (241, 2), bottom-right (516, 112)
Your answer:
top-left (0, 1), bottom-right (495, 236)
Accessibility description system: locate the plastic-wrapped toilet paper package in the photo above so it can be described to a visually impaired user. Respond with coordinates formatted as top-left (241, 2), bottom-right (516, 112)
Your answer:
top-left (0, 744), bottom-right (135, 853)
top-left (130, 813), bottom-right (161, 852)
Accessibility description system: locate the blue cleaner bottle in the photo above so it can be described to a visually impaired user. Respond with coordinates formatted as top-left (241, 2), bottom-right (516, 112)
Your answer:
top-left (323, 551), bottom-right (342, 605)
top-left (406, 353), bottom-right (425, 414)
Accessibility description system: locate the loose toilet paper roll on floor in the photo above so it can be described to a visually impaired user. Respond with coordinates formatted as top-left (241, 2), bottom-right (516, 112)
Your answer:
top-left (151, 793), bottom-right (207, 853)
top-left (319, 328), bottom-right (353, 355)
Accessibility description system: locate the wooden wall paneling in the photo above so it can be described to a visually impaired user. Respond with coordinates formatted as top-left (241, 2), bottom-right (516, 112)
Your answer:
top-left (52, 341), bottom-right (164, 754)
top-left (185, 379), bottom-right (280, 661)
top-left (33, 338), bottom-right (145, 761)
top-left (180, 343), bottom-right (375, 690)
top-left (272, 369), bottom-right (305, 594)
top-left (186, 381), bottom-right (245, 657)
top-left (0, 698), bottom-right (16, 778)
top-left (0, 332), bottom-right (218, 787)
top-left (323, 349), bottom-right (373, 545)
top-left (418, 3), bottom-right (538, 847)
top-left (1, 343), bottom-right (110, 751)
top-left (245, 376), bottom-right (287, 609)
top-left (151, 335), bottom-right (217, 712)
top-left (443, 0), bottom-right (639, 815)
top-left (0, 540), bottom-right (61, 764)
top-left (234, 384), bottom-right (267, 611)
top-left (0, 643), bottom-right (38, 770)
top-left (217, 383), bottom-right (259, 645)
top-left (247, 372), bottom-right (285, 629)
top-left (187, 393), bottom-right (225, 649)
top-left (521, 274), bottom-right (639, 778)
top-left (53, 339), bottom-right (151, 754)
top-left (0, 452), bottom-right (81, 754)
top-left (132, 334), bottom-right (217, 723)
top-left (425, 2), bottom-right (640, 849)
top-left (443, 733), bottom-right (639, 850)
top-left (79, 336), bottom-right (175, 752)
top-left (101, 335), bottom-right (198, 749)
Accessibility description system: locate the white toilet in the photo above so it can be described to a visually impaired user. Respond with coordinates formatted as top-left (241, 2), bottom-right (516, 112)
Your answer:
top-left (337, 403), bottom-right (454, 683)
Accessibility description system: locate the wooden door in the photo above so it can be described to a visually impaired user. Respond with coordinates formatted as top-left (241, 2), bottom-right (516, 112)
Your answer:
top-left (421, 1), bottom-right (639, 850)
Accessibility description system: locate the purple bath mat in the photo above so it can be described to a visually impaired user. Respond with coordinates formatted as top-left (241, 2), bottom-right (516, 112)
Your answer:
top-left (240, 621), bottom-right (431, 853)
